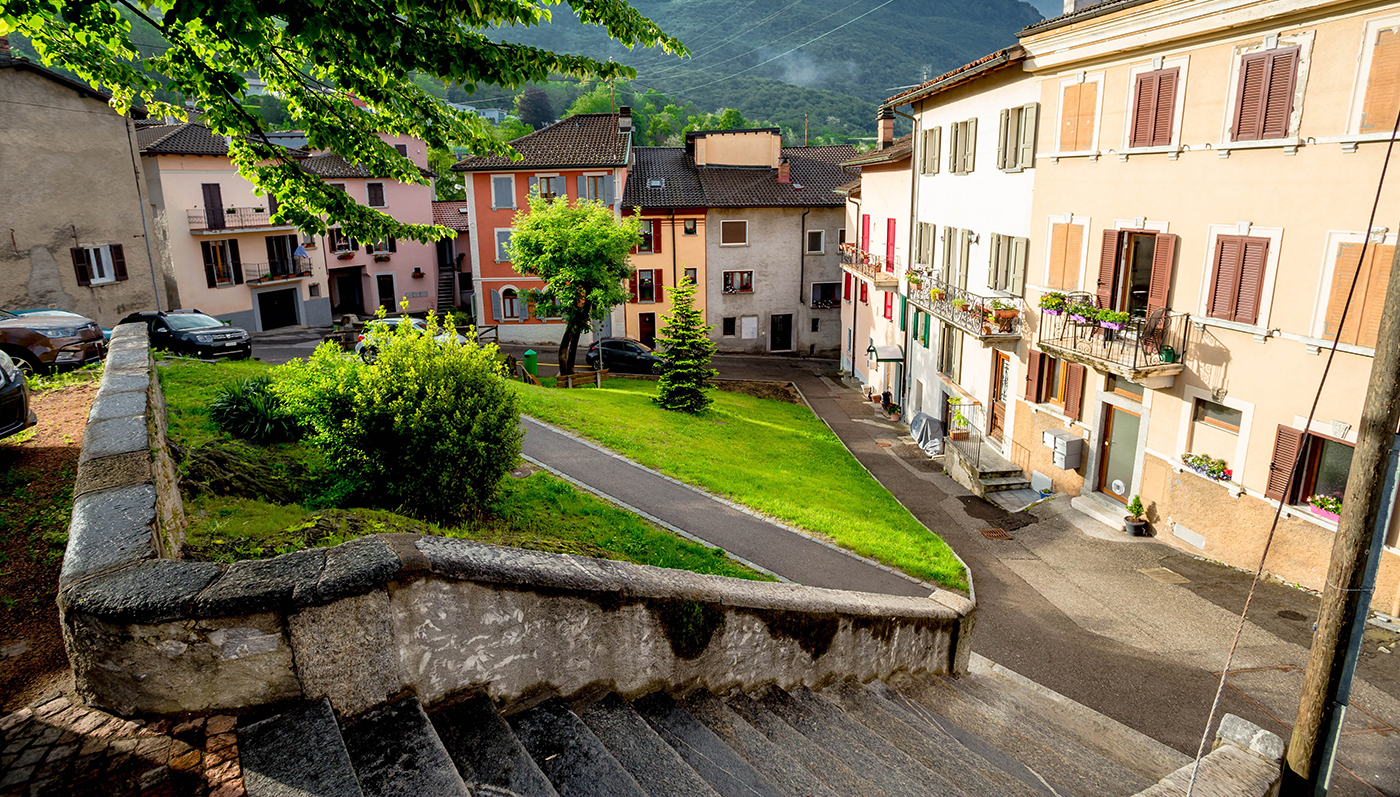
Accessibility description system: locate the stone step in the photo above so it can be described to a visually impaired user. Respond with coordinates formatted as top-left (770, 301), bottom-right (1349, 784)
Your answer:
top-left (723, 688), bottom-right (879, 797)
top-left (979, 476), bottom-right (1033, 492)
top-left (894, 673), bottom-right (1151, 797)
top-left (987, 488), bottom-right (1050, 513)
top-left (818, 679), bottom-right (1043, 797)
top-left (632, 692), bottom-right (786, 797)
top-left (679, 690), bottom-right (840, 797)
top-left (579, 694), bottom-right (721, 797)
top-left (431, 695), bottom-right (560, 797)
top-left (508, 698), bottom-right (648, 797)
top-left (341, 696), bottom-right (471, 797)
top-left (752, 685), bottom-right (955, 797)
top-left (241, 698), bottom-right (365, 797)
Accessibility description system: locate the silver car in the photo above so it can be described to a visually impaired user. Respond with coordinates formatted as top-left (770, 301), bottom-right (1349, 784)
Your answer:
top-left (354, 317), bottom-right (468, 363)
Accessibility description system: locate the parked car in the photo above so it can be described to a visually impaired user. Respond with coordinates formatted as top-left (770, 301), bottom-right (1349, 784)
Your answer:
top-left (585, 337), bottom-right (663, 374)
top-left (118, 310), bottom-right (252, 359)
top-left (0, 349), bottom-right (37, 440)
top-left (0, 309), bottom-right (106, 376)
top-left (9, 309), bottom-right (112, 341)
top-left (354, 317), bottom-right (468, 363)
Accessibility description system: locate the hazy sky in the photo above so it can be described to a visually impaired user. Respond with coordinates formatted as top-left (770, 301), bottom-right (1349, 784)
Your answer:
top-left (1025, 0), bottom-right (1064, 18)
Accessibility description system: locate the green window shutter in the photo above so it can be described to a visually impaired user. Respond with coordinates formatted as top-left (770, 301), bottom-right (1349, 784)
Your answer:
top-left (900, 296), bottom-right (908, 331)
top-left (922, 312), bottom-right (930, 347)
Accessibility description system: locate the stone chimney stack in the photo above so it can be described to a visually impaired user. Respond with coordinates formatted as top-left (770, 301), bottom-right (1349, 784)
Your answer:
top-left (618, 106), bottom-right (633, 134)
top-left (878, 108), bottom-right (895, 149)
top-left (777, 156), bottom-right (790, 184)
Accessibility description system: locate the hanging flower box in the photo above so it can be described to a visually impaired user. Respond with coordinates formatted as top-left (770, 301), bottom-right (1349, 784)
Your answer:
top-left (337, 252), bottom-right (355, 260)
top-left (411, 268), bottom-right (425, 279)
top-left (373, 254), bottom-right (392, 262)
top-left (1308, 494), bottom-right (1341, 522)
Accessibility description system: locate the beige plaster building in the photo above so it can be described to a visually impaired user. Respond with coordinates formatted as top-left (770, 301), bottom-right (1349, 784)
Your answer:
top-left (0, 44), bottom-right (173, 325)
top-left (619, 147), bottom-right (707, 348)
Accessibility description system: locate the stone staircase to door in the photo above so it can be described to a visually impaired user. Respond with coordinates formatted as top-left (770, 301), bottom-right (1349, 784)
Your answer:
top-left (438, 266), bottom-right (457, 313)
top-left (946, 434), bottom-right (1046, 512)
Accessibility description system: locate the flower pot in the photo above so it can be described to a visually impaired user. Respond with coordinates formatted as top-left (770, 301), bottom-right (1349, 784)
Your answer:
top-left (949, 430), bottom-right (969, 441)
top-left (1042, 308), bottom-right (1063, 316)
top-left (994, 309), bottom-right (1019, 320)
top-left (1100, 321), bottom-right (1125, 331)
top-left (1069, 314), bottom-right (1089, 323)
top-left (1124, 516), bottom-right (1151, 536)
top-left (1311, 505), bottom-right (1341, 523)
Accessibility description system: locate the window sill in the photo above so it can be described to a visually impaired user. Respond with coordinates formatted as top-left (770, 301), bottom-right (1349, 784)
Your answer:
top-left (1042, 150), bottom-right (1101, 163)
top-left (89, 278), bottom-right (117, 287)
top-left (1023, 401), bottom-right (1083, 430)
top-left (1167, 458), bottom-right (1244, 496)
top-left (1215, 137), bottom-right (1303, 157)
top-left (1277, 331), bottom-right (1375, 358)
top-left (1113, 145), bottom-right (1181, 161)
top-left (1191, 316), bottom-right (1276, 342)
top-left (719, 243), bottom-right (750, 248)
top-left (805, 251), bottom-right (826, 256)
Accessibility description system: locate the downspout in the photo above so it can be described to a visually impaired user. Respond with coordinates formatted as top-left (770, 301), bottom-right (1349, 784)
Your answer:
top-left (670, 209), bottom-right (678, 287)
top-left (799, 208), bottom-right (810, 355)
top-left (891, 103), bottom-right (919, 414)
top-left (125, 119), bottom-right (162, 311)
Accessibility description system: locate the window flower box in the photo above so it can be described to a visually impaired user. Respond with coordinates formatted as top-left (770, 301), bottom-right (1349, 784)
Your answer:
top-left (412, 268), bottom-right (425, 279)
top-left (1039, 292), bottom-right (1068, 315)
top-left (1308, 494), bottom-right (1341, 522)
top-left (373, 254), bottom-right (392, 262)
top-left (337, 251), bottom-right (355, 260)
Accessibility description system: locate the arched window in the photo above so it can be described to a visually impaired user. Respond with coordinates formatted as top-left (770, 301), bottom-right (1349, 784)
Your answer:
top-left (502, 288), bottom-right (518, 320)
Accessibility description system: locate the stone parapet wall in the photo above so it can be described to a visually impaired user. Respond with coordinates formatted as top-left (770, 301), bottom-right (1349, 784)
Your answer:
top-left (59, 326), bottom-right (975, 718)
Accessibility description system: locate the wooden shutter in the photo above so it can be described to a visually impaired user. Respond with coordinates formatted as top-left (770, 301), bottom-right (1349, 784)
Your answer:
top-left (1265, 425), bottom-right (1306, 501)
top-left (1025, 350), bottom-right (1043, 402)
top-left (930, 126), bottom-right (941, 173)
top-left (900, 296), bottom-right (908, 331)
top-left (1075, 81), bottom-right (1098, 151)
top-left (1097, 230), bottom-right (1124, 307)
top-left (997, 108), bottom-right (1011, 170)
top-left (861, 214), bottom-right (871, 251)
top-left (1362, 28), bottom-right (1400, 134)
top-left (652, 220), bottom-right (662, 254)
top-left (1049, 223), bottom-right (1069, 289)
top-left (1063, 363), bottom-right (1085, 421)
top-left (1146, 233), bottom-right (1176, 314)
top-left (1208, 236), bottom-right (1243, 320)
top-left (387, 237), bottom-right (397, 253)
top-left (1130, 72), bottom-right (1159, 148)
top-left (886, 218), bottom-right (896, 263)
top-left (628, 273), bottom-right (639, 303)
top-left (655, 268), bottom-right (664, 304)
top-left (229, 239), bottom-right (243, 284)
top-left (948, 123), bottom-right (960, 173)
top-left (1235, 237), bottom-right (1270, 325)
top-left (266, 236), bottom-right (280, 270)
top-left (963, 118), bottom-right (977, 173)
top-left (883, 291), bottom-right (893, 320)
top-left (1059, 83), bottom-right (1081, 152)
top-left (1260, 49), bottom-right (1299, 140)
top-left (578, 175), bottom-right (587, 200)
top-left (959, 229), bottom-right (972, 289)
top-left (110, 244), bottom-right (128, 281)
top-left (1234, 53), bottom-right (1270, 141)
top-left (843, 272), bottom-right (851, 300)
top-left (1010, 237), bottom-right (1028, 296)
top-left (951, 328), bottom-right (963, 383)
top-left (942, 226), bottom-right (954, 277)
top-left (1360, 244), bottom-right (1396, 348)
top-left (70, 247), bottom-right (92, 287)
top-left (1325, 242), bottom-right (1366, 344)
top-left (367, 183), bottom-right (385, 206)
top-left (1017, 103), bottom-right (1038, 169)
top-left (490, 289), bottom-right (502, 321)
top-left (989, 234), bottom-right (1004, 290)
top-left (200, 242), bottom-right (217, 288)
top-left (922, 313), bottom-right (931, 347)
top-left (1151, 69), bottom-right (1178, 147)
top-left (605, 175), bottom-right (616, 205)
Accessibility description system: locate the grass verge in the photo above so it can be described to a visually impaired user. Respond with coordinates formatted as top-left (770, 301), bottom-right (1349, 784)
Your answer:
top-left (515, 378), bottom-right (967, 591)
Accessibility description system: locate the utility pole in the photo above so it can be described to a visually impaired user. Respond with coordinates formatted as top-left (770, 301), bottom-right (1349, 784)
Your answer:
top-left (1284, 242), bottom-right (1400, 794)
top-left (804, 114), bottom-right (809, 147)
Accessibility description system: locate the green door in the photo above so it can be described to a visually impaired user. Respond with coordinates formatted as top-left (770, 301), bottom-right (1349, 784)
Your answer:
top-left (1098, 405), bottom-right (1141, 504)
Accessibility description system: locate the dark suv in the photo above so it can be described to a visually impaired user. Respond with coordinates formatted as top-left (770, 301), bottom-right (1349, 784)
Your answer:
top-left (118, 310), bottom-right (252, 359)
top-left (0, 309), bottom-right (106, 375)
top-left (0, 349), bottom-right (36, 440)
top-left (585, 337), bottom-right (663, 374)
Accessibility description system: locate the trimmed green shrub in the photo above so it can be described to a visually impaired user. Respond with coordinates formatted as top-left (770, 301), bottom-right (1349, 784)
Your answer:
top-left (209, 375), bottom-right (300, 443)
top-left (272, 314), bottom-right (522, 522)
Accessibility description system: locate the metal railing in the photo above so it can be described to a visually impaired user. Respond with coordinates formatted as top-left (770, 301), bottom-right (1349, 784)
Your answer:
top-left (839, 243), bottom-right (899, 285)
top-left (188, 207), bottom-right (293, 232)
top-left (946, 400), bottom-right (988, 470)
top-left (241, 261), bottom-right (312, 285)
top-left (1037, 296), bottom-right (1190, 374)
top-left (908, 276), bottom-right (1024, 340)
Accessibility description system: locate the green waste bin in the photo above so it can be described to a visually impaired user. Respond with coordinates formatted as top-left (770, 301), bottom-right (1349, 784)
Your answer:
top-left (524, 349), bottom-right (538, 377)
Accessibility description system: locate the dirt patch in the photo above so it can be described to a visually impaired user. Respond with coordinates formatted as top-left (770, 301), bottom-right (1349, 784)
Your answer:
top-left (0, 381), bottom-right (97, 711)
top-left (956, 494), bottom-right (1038, 532)
top-left (714, 379), bottom-right (803, 405)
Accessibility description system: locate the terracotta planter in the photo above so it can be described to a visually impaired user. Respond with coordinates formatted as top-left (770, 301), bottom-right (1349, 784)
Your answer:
top-left (994, 309), bottom-right (1019, 320)
top-left (949, 430), bottom-right (970, 441)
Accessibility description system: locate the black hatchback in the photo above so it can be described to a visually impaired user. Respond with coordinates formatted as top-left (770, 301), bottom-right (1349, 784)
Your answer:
top-left (585, 337), bottom-right (663, 374)
top-left (118, 310), bottom-right (253, 359)
top-left (0, 349), bottom-right (36, 441)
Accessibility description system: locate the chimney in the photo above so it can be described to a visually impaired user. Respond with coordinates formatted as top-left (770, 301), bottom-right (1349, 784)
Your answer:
top-left (618, 106), bottom-right (633, 133)
top-left (878, 107), bottom-right (895, 149)
top-left (777, 156), bottom-right (790, 184)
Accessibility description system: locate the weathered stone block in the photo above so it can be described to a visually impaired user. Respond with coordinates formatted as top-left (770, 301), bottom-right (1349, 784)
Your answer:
top-left (73, 451), bottom-right (152, 500)
top-left (288, 590), bottom-right (405, 717)
top-left (293, 535), bottom-right (399, 606)
top-left (87, 390), bottom-right (147, 422)
top-left (102, 348), bottom-right (150, 373)
top-left (79, 414), bottom-right (149, 461)
top-left (59, 485), bottom-right (160, 587)
top-left (194, 549), bottom-right (326, 617)
top-left (62, 559), bottom-right (221, 623)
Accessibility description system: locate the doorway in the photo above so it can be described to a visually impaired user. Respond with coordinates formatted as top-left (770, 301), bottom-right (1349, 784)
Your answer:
top-left (989, 350), bottom-right (1010, 439)
top-left (1098, 405), bottom-right (1142, 504)
top-left (639, 313), bottom-right (656, 349)
top-left (201, 183), bottom-right (225, 229)
top-left (376, 274), bottom-right (396, 311)
top-left (1116, 233), bottom-right (1157, 315)
top-left (257, 288), bottom-right (299, 330)
top-left (770, 313), bottom-right (793, 351)
top-left (332, 272), bottom-right (365, 316)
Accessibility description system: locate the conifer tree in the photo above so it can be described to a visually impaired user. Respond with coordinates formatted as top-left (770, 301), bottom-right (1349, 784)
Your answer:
top-left (654, 276), bottom-right (717, 413)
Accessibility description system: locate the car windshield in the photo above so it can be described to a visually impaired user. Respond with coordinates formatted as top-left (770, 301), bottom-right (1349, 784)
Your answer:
top-left (164, 314), bottom-right (224, 330)
top-left (0, 310), bottom-right (16, 320)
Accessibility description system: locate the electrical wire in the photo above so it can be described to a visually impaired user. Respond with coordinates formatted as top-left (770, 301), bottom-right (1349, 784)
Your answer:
top-left (1184, 96), bottom-right (1400, 797)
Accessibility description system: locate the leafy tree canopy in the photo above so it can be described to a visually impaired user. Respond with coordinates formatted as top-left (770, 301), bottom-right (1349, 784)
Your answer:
top-left (1, 0), bottom-right (684, 245)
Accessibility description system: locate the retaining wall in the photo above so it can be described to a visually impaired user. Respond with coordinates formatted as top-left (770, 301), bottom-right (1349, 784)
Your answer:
top-left (59, 324), bottom-right (975, 718)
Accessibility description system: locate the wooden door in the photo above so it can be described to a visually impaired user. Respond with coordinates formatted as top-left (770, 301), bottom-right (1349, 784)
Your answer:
top-left (202, 183), bottom-right (225, 229)
top-left (990, 350), bottom-right (1010, 439)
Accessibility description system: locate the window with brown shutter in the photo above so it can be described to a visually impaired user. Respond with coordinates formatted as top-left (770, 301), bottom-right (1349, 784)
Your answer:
top-left (652, 219), bottom-right (663, 255)
top-left (1232, 48), bottom-right (1299, 142)
top-left (1266, 425), bottom-right (1306, 501)
top-left (1207, 235), bottom-right (1270, 325)
top-left (1146, 233), bottom-right (1176, 315)
top-left (70, 248), bottom-right (92, 287)
top-left (1047, 222), bottom-right (1084, 290)
top-left (1063, 363), bottom-right (1085, 421)
top-left (1059, 81), bottom-right (1099, 152)
top-left (367, 183), bottom-right (386, 207)
top-left (1129, 68), bottom-right (1180, 148)
top-left (1096, 230), bottom-right (1124, 308)
top-left (1361, 27), bottom-right (1400, 134)
top-left (1323, 241), bottom-right (1396, 348)
top-left (1025, 350), bottom-right (1043, 402)
top-left (110, 244), bottom-right (128, 282)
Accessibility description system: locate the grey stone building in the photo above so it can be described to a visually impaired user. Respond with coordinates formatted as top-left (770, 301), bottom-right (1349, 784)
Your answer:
top-left (0, 39), bottom-right (174, 326)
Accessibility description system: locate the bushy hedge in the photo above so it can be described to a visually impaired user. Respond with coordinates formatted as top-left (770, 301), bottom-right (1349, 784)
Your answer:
top-left (273, 314), bottom-right (522, 522)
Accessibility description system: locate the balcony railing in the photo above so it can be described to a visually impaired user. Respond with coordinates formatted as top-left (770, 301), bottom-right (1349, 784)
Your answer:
top-left (1037, 296), bottom-right (1190, 379)
top-left (839, 243), bottom-right (898, 288)
top-left (188, 206), bottom-right (296, 232)
top-left (242, 261), bottom-right (312, 285)
top-left (908, 276), bottom-right (1024, 341)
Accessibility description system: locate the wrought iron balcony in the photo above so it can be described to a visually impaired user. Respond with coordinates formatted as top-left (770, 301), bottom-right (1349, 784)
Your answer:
top-left (1037, 296), bottom-right (1190, 380)
top-left (242, 260), bottom-right (312, 285)
top-left (188, 206), bottom-right (297, 233)
top-left (907, 276), bottom-right (1024, 342)
top-left (839, 243), bottom-right (898, 289)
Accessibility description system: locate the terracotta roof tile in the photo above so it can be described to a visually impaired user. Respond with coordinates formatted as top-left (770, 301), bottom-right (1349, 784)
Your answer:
top-left (621, 147), bottom-right (705, 209)
top-left (841, 134), bottom-right (913, 167)
top-left (432, 201), bottom-right (471, 230)
top-left (884, 47), bottom-right (1024, 107)
top-left (301, 151), bottom-right (434, 180)
top-left (453, 113), bottom-right (629, 172)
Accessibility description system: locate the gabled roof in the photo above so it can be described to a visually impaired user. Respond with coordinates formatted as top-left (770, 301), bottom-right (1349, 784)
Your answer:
top-left (883, 46), bottom-right (1026, 108)
top-left (833, 177), bottom-right (861, 198)
top-left (137, 122), bottom-right (232, 156)
top-left (1019, 0), bottom-right (1156, 37)
top-left (621, 147), bottom-right (705, 209)
top-left (841, 134), bottom-right (913, 168)
top-left (432, 201), bottom-right (471, 230)
top-left (0, 55), bottom-right (146, 118)
top-left (300, 151), bottom-right (435, 180)
top-left (452, 113), bottom-right (630, 172)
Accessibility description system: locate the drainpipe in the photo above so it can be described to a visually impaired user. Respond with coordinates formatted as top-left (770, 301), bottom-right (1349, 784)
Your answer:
top-left (889, 102), bottom-right (919, 412)
top-left (125, 119), bottom-right (162, 311)
top-left (799, 208), bottom-right (810, 353)
top-left (670, 209), bottom-right (678, 287)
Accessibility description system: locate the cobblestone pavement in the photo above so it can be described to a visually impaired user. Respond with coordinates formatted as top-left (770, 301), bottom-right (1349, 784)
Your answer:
top-left (0, 694), bottom-right (244, 797)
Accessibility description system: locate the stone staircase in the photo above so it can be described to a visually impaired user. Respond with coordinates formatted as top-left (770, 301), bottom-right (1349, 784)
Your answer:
top-left (437, 265), bottom-right (457, 313)
top-left (240, 656), bottom-right (1192, 797)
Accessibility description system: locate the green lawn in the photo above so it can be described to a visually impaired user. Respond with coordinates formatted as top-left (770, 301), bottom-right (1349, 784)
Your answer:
top-left (515, 379), bottom-right (967, 592)
top-left (157, 358), bottom-right (276, 448)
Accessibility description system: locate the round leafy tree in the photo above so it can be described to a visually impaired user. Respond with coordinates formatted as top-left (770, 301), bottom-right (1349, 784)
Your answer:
top-left (654, 276), bottom-right (717, 413)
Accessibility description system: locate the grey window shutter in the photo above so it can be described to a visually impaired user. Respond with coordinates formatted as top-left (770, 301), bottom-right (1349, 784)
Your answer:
top-left (931, 126), bottom-right (941, 174)
top-left (989, 234), bottom-right (1003, 289)
top-left (952, 329), bottom-right (963, 383)
top-left (942, 226), bottom-right (955, 279)
top-left (1011, 237), bottom-right (1028, 296)
top-left (605, 175), bottom-right (615, 205)
top-left (948, 124), bottom-right (959, 173)
top-left (578, 175), bottom-right (587, 200)
top-left (1018, 103), bottom-right (1039, 170)
top-left (922, 129), bottom-right (934, 174)
top-left (490, 289), bottom-right (502, 322)
top-left (959, 229), bottom-right (971, 289)
top-left (528, 176), bottom-right (537, 196)
top-left (997, 109), bottom-right (1010, 170)
top-left (558, 177), bottom-right (568, 201)
top-left (914, 223), bottom-right (924, 264)
top-left (964, 118), bottom-right (977, 173)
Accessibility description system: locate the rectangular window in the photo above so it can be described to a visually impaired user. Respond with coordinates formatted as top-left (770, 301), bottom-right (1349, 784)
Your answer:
top-left (495, 229), bottom-right (513, 262)
top-left (722, 271), bottom-right (753, 294)
top-left (371, 238), bottom-right (396, 254)
top-left (1361, 26), bottom-right (1400, 134)
top-left (920, 126), bottom-right (942, 174)
top-left (883, 291), bottom-right (894, 320)
top-left (720, 220), bottom-right (748, 246)
top-left (201, 239), bottom-right (239, 286)
top-left (1207, 235), bottom-right (1270, 325)
top-left (1059, 80), bottom-right (1099, 152)
top-left (329, 182), bottom-right (346, 194)
top-left (988, 234), bottom-right (1029, 295)
top-left (1323, 240), bottom-right (1396, 348)
top-left (1129, 67), bottom-right (1180, 148)
top-left (722, 317), bottom-right (737, 336)
top-left (537, 175), bottom-right (562, 201)
top-left (914, 222), bottom-right (936, 266)
top-left (997, 103), bottom-right (1039, 172)
top-left (684, 267), bottom-right (698, 284)
top-left (367, 182), bottom-right (386, 207)
top-left (586, 175), bottom-right (608, 201)
top-left (838, 228), bottom-right (847, 247)
top-left (1042, 355), bottom-right (1067, 406)
top-left (806, 229), bottom-right (826, 254)
top-left (1193, 398), bottom-right (1242, 433)
top-left (266, 234), bottom-right (295, 275)
top-left (1232, 48), bottom-right (1299, 142)
top-left (1267, 426), bottom-right (1355, 507)
top-left (1046, 222), bottom-right (1085, 290)
top-left (811, 282), bottom-right (839, 308)
top-left (1107, 375), bottom-right (1145, 399)
top-left (491, 175), bottom-right (514, 210)
top-left (811, 318), bottom-right (820, 333)
top-left (683, 219), bottom-right (698, 236)
top-left (85, 246), bottom-right (112, 284)
top-left (394, 143), bottom-right (408, 157)
top-left (859, 282), bottom-right (868, 304)
top-left (949, 118), bottom-right (977, 174)
top-left (638, 222), bottom-right (655, 254)
top-left (638, 269), bottom-right (656, 302)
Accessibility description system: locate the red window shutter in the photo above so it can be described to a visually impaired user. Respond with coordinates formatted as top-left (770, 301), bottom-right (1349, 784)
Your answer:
top-left (1024, 350), bottom-right (1043, 402)
top-left (1097, 230), bottom-right (1123, 308)
top-left (1063, 363), bottom-right (1085, 421)
top-left (652, 219), bottom-right (663, 255)
top-left (201, 241), bottom-right (217, 288)
top-left (1130, 72), bottom-right (1158, 148)
top-left (628, 273), bottom-right (639, 303)
top-left (860, 283), bottom-right (868, 304)
top-left (1146, 233), bottom-right (1176, 315)
top-left (70, 247), bottom-right (92, 287)
top-left (885, 218), bottom-right (896, 264)
top-left (110, 244), bottom-right (128, 282)
top-left (1260, 48), bottom-right (1299, 140)
top-left (655, 268), bottom-right (664, 304)
top-left (1233, 53), bottom-right (1268, 141)
top-left (1208, 236), bottom-right (1243, 320)
top-left (861, 214), bottom-right (871, 251)
top-left (1265, 425), bottom-right (1307, 502)
top-left (883, 292), bottom-right (893, 320)
top-left (1235, 237), bottom-right (1270, 325)
top-left (1151, 69), bottom-right (1179, 147)
top-left (843, 273), bottom-right (851, 300)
